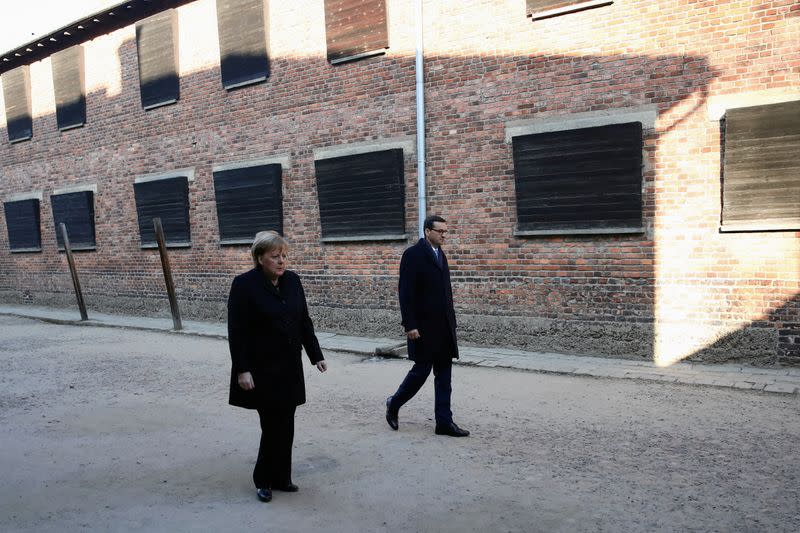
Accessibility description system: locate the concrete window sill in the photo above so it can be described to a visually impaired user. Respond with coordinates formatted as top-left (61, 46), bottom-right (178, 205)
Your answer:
top-left (529, 0), bottom-right (613, 21)
top-left (9, 247), bottom-right (42, 253)
top-left (140, 242), bottom-right (192, 249)
top-left (321, 234), bottom-right (408, 243)
top-left (515, 227), bottom-right (644, 237)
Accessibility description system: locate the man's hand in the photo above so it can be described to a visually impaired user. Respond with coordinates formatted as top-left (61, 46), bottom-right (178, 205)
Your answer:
top-left (238, 371), bottom-right (255, 390)
top-left (406, 329), bottom-right (420, 340)
top-left (316, 361), bottom-right (328, 373)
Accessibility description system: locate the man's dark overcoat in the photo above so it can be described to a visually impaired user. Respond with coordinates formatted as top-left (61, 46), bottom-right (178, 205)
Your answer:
top-left (227, 268), bottom-right (324, 409)
top-left (399, 238), bottom-right (459, 362)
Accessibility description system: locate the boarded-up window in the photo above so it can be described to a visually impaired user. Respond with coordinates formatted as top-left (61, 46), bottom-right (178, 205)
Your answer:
top-left (1, 66), bottom-right (33, 143)
top-left (51, 46), bottom-right (86, 130)
top-left (136, 10), bottom-right (179, 110)
top-left (51, 191), bottom-right (96, 250)
top-left (315, 149), bottom-right (405, 239)
top-left (324, 0), bottom-right (388, 64)
top-left (3, 198), bottom-right (41, 251)
top-left (133, 176), bottom-right (191, 247)
top-left (512, 122), bottom-right (643, 233)
top-left (216, 0), bottom-right (270, 89)
top-left (721, 100), bottom-right (800, 232)
top-left (213, 163), bottom-right (282, 242)
top-left (527, 0), bottom-right (613, 20)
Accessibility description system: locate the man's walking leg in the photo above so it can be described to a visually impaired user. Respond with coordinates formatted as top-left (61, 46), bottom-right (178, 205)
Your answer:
top-left (433, 359), bottom-right (469, 437)
top-left (386, 361), bottom-right (433, 430)
top-left (432, 358), bottom-right (453, 425)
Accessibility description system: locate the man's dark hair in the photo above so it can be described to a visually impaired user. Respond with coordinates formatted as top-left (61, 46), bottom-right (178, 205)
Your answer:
top-left (424, 215), bottom-right (446, 231)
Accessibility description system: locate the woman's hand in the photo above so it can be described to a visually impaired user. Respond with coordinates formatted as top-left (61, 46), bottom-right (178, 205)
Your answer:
top-left (238, 371), bottom-right (255, 390)
top-left (316, 361), bottom-right (328, 373)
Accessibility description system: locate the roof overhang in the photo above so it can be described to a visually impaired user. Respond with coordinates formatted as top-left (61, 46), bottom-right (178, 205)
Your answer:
top-left (0, 0), bottom-right (194, 76)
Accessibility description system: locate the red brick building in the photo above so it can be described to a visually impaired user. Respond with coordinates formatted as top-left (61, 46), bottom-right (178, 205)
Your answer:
top-left (1, 0), bottom-right (798, 365)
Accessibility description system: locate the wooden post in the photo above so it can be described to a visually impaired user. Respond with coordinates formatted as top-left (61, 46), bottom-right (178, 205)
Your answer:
top-left (59, 223), bottom-right (88, 321)
top-left (153, 217), bottom-right (182, 331)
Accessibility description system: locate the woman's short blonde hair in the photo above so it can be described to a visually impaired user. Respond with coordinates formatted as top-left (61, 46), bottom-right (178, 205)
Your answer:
top-left (251, 231), bottom-right (289, 267)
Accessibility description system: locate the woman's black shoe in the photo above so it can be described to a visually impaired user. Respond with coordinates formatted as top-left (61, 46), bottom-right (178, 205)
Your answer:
top-left (273, 482), bottom-right (299, 492)
top-left (256, 487), bottom-right (272, 502)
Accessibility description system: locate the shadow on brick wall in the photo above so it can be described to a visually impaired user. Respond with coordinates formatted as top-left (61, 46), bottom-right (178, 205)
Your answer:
top-left (685, 293), bottom-right (800, 365)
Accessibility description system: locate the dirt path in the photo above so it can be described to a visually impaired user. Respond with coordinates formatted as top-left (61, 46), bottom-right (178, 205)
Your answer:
top-left (1, 315), bottom-right (799, 532)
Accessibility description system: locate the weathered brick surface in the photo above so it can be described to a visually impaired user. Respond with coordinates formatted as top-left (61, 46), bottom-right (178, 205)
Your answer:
top-left (778, 323), bottom-right (800, 361)
top-left (1, 0), bottom-right (798, 363)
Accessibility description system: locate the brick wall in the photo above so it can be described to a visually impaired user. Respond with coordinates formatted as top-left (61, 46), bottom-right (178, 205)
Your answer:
top-left (1, 0), bottom-right (798, 364)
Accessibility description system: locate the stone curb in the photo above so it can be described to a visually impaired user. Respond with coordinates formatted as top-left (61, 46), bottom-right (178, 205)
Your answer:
top-left (2, 306), bottom-right (799, 396)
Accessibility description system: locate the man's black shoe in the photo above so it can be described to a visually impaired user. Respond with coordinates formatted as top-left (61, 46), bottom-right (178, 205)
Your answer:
top-left (435, 422), bottom-right (470, 437)
top-left (273, 482), bottom-right (299, 492)
top-left (256, 487), bottom-right (272, 502)
top-left (385, 396), bottom-right (399, 430)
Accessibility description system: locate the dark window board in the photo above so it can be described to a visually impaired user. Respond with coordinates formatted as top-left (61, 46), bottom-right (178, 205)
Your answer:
top-left (133, 176), bottom-right (191, 246)
top-left (3, 198), bottom-right (41, 250)
top-left (512, 122), bottom-right (643, 233)
top-left (324, 0), bottom-right (389, 64)
top-left (136, 10), bottom-right (180, 110)
top-left (527, 0), bottom-right (613, 20)
top-left (51, 190), bottom-right (96, 250)
top-left (314, 148), bottom-right (405, 239)
top-left (720, 100), bottom-right (800, 232)
top-left (216, 0), bottom-right (270, 89)
top-left (51, 46), bottom-right (86, 130)
top-left (212, 163), bottom-right (283, 241)
top-left (2, 66), bottom-right (33, 143)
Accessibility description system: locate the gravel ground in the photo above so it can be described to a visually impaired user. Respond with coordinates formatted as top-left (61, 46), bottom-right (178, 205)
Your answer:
top-left (1, 315), bottom-right (799, 533)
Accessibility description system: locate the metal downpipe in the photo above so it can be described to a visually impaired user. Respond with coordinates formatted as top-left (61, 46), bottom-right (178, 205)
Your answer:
top-left (415, 0), bottom-right (426, 238)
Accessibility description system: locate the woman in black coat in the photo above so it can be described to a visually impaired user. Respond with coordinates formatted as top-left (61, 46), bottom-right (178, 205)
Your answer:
top-left (227, 231), bottom-right (327, 503)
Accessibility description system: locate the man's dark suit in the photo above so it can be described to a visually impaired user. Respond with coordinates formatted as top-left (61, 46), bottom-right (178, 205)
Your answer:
top-left (389, 238), bottom-right (458, 424)
top-left (399, 238), bottom-right (459, 362)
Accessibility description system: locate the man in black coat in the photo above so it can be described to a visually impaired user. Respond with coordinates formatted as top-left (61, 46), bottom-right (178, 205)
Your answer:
top-left (385, 215), bottom-right (469, 437)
